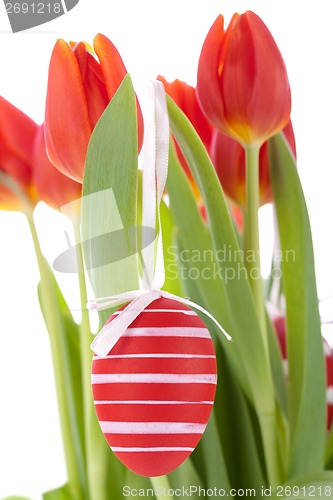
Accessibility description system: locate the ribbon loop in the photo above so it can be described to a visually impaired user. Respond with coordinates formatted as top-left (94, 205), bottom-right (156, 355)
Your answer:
top-left (141, 81), bottom-right (169, 291)
top-left (89, 289), bottom-right (231, 358)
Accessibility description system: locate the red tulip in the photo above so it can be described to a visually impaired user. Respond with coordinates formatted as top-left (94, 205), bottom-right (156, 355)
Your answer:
top-left (197, 12), bottom-right (291, 146)
top-left (33, 125), bottom-right (82, 211)
top-left (210, 121), bottom-right (296, 208)
top-left (45, 34), bottom-right (143, 183)
top-left (0, 96), bottom-right (37, 211)
top-left (273, 315), bottom-right (333, 429)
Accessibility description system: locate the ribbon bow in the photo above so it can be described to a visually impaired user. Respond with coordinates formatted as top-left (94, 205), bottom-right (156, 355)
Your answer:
top-left (88, 81), bottom-right (231, 358)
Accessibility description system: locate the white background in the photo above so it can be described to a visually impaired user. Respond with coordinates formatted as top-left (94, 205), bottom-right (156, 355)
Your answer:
top-left (0, 1), bottom-right (333, 498)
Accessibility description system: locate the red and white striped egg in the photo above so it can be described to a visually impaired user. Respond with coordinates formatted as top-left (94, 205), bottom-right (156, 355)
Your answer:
top-left (92, 297), bottom-right (217, 477)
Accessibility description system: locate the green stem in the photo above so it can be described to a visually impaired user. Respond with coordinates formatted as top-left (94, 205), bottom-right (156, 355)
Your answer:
top-left (149, 476), bottom-right (174, 500)
top-left (244, 146), bottom-right (280, 487)
top-left (244, 145), bottom-right (268, 355)
top-left (73, 222), bottom-right (110, 500)
top-left (73, 221), bottom-right (92, 430)
top-left (27, 211), bottom-right (87, 499)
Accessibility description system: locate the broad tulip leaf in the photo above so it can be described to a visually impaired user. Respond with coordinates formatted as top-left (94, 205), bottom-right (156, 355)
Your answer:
top-left (81, 75), bottom-right (138, 497)
top-left (82, 74), bottom-right (139, 325)
top-left (269, 133), bottom-right (326, 477)
top-left (325, 424), bottom-right (333, 468)
top-left (167, 144), bottom-right (269, 490)
top-left (166, 98), bottom-right (278, 440)
top-left (168, 457), bottom-right (204, 496)
top-left (266, 313), bottom-right (288, 417)
top-left (123, 470), bottom-right (153, 497)
top-left (166, 139), bottom-right (250, 397)
top-left (214, 341), bottom-right (267, 490)
top-left (172, 238), bottom-right (230, 488)
top-left (160, 200), bottom-right (183, 297)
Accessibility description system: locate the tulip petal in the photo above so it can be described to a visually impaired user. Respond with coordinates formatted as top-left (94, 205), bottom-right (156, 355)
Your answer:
top-left (45, 39), bottom-right (92, 182)
top-left (73, 42), bottom-right (109, 130)
top-left (197, 15), bottom-right (227, 131)
top-left (0, 97), bottom-right (37, 210)
top-left (0, 96), bottom-right (37, 168)
top-left (93, 34), bottom-right (128, 99)
top-left (94, 33), bottom-right (144, 152)
top-left (210, 129), bottom-right (246, 207)
top-left (158, 76), bottom-right (213, 151)
top-left (221, 12), bottom-right (291, 144)
top-left (33, 125), bottom-right (82, 210)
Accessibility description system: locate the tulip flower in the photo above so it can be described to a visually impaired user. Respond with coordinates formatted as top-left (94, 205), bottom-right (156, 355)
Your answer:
top-left (0, 96), bottom-right (37, 211)
top-left (157, 76), bottom-right (213, 182)
top-left (197, 11), bottom-right (291, 146)
top-left (33, 125), bottom-right (82, 211)
top-left (210, 121), bottom-right (296, 208)
top-left (45, 34), bottom-right (144, 182)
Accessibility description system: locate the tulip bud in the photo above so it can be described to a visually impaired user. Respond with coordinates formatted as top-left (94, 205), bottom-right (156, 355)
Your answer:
top-left (33, 125), bottom-right (82, 211)
top-left (197, 12), bottom-right (291, 146)
top-left (210, 121), bottom-right (296, 208)
top-left (0, 96), bottom-right (37, 211)
top-left (45, 34), bottom-right (143, 183)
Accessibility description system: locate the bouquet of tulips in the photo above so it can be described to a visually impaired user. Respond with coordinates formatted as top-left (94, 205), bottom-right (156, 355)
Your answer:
top-left (1, 10), bottom-right (333, 500)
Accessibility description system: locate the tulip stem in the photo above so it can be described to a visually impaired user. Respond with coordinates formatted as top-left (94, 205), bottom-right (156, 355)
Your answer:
top-left (244, 146), bottom-right (281, 487)
top-left (244, 145), bottom-right (268, 353)
top-left (73, 221), bottom-right (111, 500)
top-left (73, 221), bottom-right (92, 429)
top-left (26, 211), bottom-right (87, 500)
top-left (149, 475), bottom-right (174, 500)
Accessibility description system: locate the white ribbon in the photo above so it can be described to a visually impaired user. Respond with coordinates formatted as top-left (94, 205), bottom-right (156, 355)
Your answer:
top-left (88, 81), bottom-right (231, 358)
top-left (89, 288), bottom-right (231, 357)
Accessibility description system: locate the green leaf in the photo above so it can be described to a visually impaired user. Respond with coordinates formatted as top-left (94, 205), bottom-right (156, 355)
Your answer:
top-left (167, 97), bottom-right (295, 486)
top-left (43, 483), bottom-right (74, 500)
top-left (37, 262), bottom-right (87, 499)
top-left (168, 459), bottom-right (204, 498)
top-left (266, 313), bottom-right (288, 417)
top-left (214, 341), bottom-right (267, 491)
top-left (269, 133), bottom-right (326, 477)
top-left (81, 74), bottom-right (140, 497)
top-left (166, 97), bottom-right (278, 417)
top-left (271, 472), bottom-right (333, 499)
top-left (194, 409), bottom-right (231, 490)
top-left (166, 139), bottom-right (250, 397)
top-left (325, 424), bottom-right (333, 469)
top-left (160, 200), bottom-right (183, 297)
top-left (175, 244), bottom-right (232, 489)
top-left (82, 74), bottom-right (139, 325)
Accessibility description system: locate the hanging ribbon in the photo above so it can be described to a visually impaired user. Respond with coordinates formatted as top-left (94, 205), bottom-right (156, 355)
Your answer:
top-left (88, 80), bottom-right (231, 358)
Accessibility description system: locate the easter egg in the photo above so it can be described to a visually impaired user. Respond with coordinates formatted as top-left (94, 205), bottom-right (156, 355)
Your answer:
top-left (92, 297), bottom-right (217, 477)
top-left (273, 315), bottom-right (333, 429)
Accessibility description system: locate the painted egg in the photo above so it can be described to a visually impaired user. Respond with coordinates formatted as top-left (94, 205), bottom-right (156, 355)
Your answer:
top-left (91, 297), bottom-right (217, 476)
top-left (273, 315), bottom-right (333, 429)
